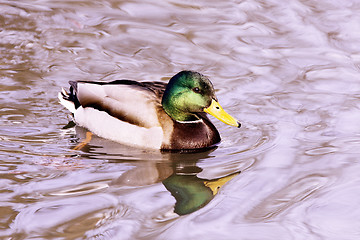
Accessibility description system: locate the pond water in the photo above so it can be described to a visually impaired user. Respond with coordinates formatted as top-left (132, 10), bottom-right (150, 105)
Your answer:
top-left (1, 0), bottom-right (360, 239)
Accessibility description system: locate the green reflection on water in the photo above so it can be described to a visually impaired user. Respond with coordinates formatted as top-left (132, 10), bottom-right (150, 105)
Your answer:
top-left (163, 171), bottom-right (240, 215)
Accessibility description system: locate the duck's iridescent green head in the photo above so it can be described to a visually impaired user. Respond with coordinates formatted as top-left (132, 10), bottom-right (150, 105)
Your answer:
top-left (161, 71), bottom-right (241, 128)
top-left (162, 71), bottom-right (214, 121)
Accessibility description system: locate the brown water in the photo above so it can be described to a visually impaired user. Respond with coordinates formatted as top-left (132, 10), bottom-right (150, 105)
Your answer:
top-left (1, 0), bottom-right (360, 239)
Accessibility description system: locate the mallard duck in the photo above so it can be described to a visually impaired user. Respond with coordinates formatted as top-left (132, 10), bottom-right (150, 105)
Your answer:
top-left (58, 71), bottom-right (240, 151)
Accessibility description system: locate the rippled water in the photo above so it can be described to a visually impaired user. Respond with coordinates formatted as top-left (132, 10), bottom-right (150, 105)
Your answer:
top-left (1, 0), bottom-right (360, 239)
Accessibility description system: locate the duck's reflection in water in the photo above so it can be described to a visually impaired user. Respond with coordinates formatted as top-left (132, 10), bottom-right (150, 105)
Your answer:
top-left (163, 170), bottom-right (240, 215)
top-left (110, 149), bottom-right (240, 215)
top-left (71, 127), bottom-right (240, 215)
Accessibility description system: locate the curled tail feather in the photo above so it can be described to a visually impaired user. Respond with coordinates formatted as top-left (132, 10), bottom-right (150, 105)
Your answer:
top-left (58, 84), bottom-right (80, 114)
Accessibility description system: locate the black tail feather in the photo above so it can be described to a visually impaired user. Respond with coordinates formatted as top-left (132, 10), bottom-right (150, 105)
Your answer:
top-left (63, 81), bottom-right (81, 109)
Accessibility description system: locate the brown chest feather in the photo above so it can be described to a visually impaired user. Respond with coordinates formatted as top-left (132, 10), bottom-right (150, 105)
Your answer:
top-left (161, 119), bottom-right (221, 150)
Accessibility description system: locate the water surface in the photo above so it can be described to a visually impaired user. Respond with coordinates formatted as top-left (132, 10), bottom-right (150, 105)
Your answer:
top-left (1, 0), bottom-right (360, 239)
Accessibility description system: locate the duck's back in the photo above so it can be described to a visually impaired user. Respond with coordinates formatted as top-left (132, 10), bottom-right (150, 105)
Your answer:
top-left (60, 80), bottom-right (168, 149)
top-left (73, 80), bottom-right (166, 128)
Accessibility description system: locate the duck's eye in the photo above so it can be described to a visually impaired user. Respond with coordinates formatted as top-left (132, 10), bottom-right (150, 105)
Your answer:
top-left (193, 87), bottom-right (200, 93)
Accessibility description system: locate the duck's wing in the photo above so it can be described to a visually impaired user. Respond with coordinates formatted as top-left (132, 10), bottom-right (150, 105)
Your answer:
top-left (71, 80), bottom-right (167, 128)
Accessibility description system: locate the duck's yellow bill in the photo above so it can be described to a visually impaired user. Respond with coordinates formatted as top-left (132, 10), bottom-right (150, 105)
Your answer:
top-left (204, 99), bottom-right (241, 128)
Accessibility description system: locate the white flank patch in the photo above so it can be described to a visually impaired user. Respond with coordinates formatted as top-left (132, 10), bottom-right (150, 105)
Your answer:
top-left (74, 107), bottom-right (163, 149)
